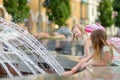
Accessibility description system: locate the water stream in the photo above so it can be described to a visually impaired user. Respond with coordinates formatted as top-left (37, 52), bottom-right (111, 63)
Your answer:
top-left (0, 18), bottom-right (65, 79)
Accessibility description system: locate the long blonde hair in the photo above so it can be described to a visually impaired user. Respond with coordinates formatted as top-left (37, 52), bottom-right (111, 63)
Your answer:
top-left (91, 29), bottom-right (109, 60)
top-left (71, 24), bottom-right (84, 41)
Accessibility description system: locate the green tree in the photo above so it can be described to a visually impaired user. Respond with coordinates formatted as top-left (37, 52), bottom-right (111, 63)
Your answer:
top-left (44, 0), bottom-right (71, 26)
top-left (113, 0), bottom-right (120, 27)
top-left (98, 0), bottom-right (114, 27)
top-left (3, 0), bottom-right (30, 23)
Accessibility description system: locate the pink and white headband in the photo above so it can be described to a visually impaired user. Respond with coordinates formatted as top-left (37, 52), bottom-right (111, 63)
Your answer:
top-left (85, 24), bottom-right (105, 33)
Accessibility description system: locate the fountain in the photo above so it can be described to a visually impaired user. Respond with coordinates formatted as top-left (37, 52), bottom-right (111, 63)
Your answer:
top-left (0, 18), bottom-right (66, 79)
top-left (0, 18), bottom-right (120, 80)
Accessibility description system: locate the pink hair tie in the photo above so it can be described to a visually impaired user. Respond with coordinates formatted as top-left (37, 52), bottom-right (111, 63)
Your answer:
top-left (85, 24), bottom-right (105, 33)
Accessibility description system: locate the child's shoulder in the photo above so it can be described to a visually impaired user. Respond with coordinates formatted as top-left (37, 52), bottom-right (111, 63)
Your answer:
top-left (108, 37), bottom-right (120, 52)
top-left (103, 45), bottom-right (109, 49)
top-left (103, 45), bottom-right (111, 52)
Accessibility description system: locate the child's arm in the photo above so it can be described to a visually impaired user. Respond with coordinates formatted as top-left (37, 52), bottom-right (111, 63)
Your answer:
top-left (82, 51), bottom-right (113, 67)
top-left (71, 53), bottom-right (93, 72)
top-left (84, 37), bottom-right (91, 56)
top-left (63, 52), bottom-right (93, 76)
top-left (62, 71), bottom-right (74, 76)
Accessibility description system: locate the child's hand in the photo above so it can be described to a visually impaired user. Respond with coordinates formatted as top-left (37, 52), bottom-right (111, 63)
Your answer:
top-left (71, 67), bottom-right (78, 74)
top-left (62, 71), bottom-right (73, 76)
top-left (80, 63), bottom-right (88, 69)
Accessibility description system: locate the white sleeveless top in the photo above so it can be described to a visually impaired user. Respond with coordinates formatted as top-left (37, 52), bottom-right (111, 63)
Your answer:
top-left (103, 46), bottom-right (120, 66)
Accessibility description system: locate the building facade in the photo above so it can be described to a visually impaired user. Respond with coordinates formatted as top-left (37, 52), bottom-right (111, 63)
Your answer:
top-left (28, 0), bottom-right (82, 33)
top-left (0, 0), bottom-right (100, 34)
top-left (87, 0), bottom-right (100, 24)
top-left (66, 0), bottom-right (100, 29)
top-left (0, 0), bottom-right (11, 20)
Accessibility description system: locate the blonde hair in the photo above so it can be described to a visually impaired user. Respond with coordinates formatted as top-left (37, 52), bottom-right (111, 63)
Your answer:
top-left (71, 24), bottom-right (84, 41)
top-left (91, 29), bottom-right (111, 60)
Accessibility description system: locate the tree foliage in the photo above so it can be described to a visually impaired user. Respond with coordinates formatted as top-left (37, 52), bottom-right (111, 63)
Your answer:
top-left (3, 0), bottom-right (30, 23)
top-left (44, 0), bottom-right (71, 26)
top-left (98, 0), bottom-right (114, 27)
top-left (113, 0), bottom-right (120, 27)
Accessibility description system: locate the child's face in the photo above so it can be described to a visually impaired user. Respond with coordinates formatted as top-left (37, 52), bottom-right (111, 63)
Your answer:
top-left (72, 27), bottom-right (81, 38)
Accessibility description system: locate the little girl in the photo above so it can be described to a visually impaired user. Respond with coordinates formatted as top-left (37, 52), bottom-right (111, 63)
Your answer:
top-left (71, 24), bottom-right (90, 57)
top-left (71, 24), bottom-right (105, 57)
top-left (63, 29), bottom-right (120, 76)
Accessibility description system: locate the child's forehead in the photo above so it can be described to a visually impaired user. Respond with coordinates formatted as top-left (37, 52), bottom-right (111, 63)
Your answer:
top-left (73, 27), bottom-right (79, 31)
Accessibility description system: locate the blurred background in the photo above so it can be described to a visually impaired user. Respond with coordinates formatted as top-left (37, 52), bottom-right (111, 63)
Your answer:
top-left (1, 0), bottom-right (120, 55)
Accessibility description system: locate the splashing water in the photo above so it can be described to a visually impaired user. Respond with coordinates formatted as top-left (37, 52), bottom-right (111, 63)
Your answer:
top-left (0, 18), bottom-right (65, 79)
